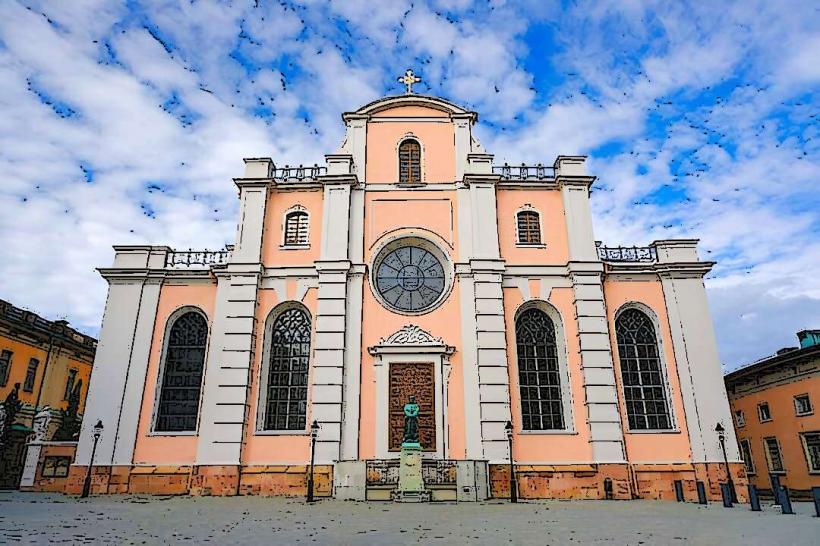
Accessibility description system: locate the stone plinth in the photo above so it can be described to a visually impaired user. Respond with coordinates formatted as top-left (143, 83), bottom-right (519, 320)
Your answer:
top-left (391, 443), bottom-right (430, 502)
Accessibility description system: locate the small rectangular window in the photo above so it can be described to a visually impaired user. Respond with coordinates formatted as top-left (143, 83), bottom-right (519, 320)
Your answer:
top-left (758, 402), bottom-right (771, 422)
top-left (23, 358), bottom-right (39, 392)
top-left (41, 456), bottom-right (72, 478)
top-left (64, 369), bottom-right (78, 400)
top-left (516, 210), bottom-right (542, 245)
top-left (801, 432), bottom-right (820, 473)
top-left (739, 438), bottom-right (755, 475)
top-left (734, 409), bottom-right (745, 427)
top-left (764, 437), bottom-right (784, 472)
top-left (794, 394), bottom-right (813, 416)
top-left (0, 350), bottom-right (12, 386)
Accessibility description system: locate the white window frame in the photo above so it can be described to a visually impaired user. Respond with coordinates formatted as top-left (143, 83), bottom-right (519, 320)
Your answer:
top-left (511, 299), bottom-right (575, 434)
top-left (800, 432), bottom-right (820, 474)
top-left (150, 305), bottom-right (210, 436)
top-left (281, 205), bottom-right (310, 248)
top-left (256, 302), bottom-right (313, 435)
top-left (739, 438), bottom-right (756, 475)
top-left (794, 394), bottom-right (813, 416)
top-left (613, 302), bottom-right (678, 433)
top-left (763, 436), bottom-right (785, 473)
top-left (734, 409), bottom-right (746, 428)
top-left (757, 402), bottom-right (772, 422)
top-left (514, 205), bottom-right (545, 248)
top-left (396, 134), bottom-right (424, 185)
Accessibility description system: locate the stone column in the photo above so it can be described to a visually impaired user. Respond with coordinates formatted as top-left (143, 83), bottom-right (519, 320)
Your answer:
top-left (656, 240), bottom-right (740, 462)
top-left (75, 247), bottom-right (166, 468)
top-left (558, 156), bottom-right (626, 463)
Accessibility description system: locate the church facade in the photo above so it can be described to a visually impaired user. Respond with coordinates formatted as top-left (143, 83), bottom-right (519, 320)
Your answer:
top-left (68, 88), bottom-right (745, 501)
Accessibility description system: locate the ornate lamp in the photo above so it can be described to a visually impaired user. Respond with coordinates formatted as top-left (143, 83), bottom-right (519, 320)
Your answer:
top-left (505, 420), bottom-right (517, 503)
top-left (307, 420), bottom-right (320, 503)
top-left (80, 420), bottom-right (103, 498)
top-left (715, 422), bottom-right (736, 502)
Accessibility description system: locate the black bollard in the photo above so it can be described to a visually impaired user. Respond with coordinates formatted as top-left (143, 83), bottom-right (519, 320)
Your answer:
top-left (721, 483), bottom-right (733, 507)
top-left (674, 480), bottom-right (684, 502)
top-left (779, 486), bottom-right (794, 515)
top-left (696, 481), bottom-right (708, 505)
top-left (748, 484), bottom-right (761, 512)
top-left (811, 486), bottom-right (820, 517)
top-left (769, 475), bottom-right (782, 505)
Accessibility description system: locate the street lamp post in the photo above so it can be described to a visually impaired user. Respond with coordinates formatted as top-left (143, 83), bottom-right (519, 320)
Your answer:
top-left (307, 420), bottom-right (319, 503)
top-left (715, 423), bottom-right (737, 503)
top-left (505, 421), bottom-right (517, 503)
top-left (80, 420), bottom-right (104, 499)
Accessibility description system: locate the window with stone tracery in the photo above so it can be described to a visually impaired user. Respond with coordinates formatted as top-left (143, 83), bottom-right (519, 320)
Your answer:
top-left (516, 307), bottom-right (565, 430)
top-left (615, 308), bottom-right (672, 430)
top-left (399, 139), bottom-right (421, 184)
top-left (155, 311), bottom-right (208, 432)
top-left (262, 307), bottom-right (310, 431)
top-left (283, 210), bottom-right (309, 246)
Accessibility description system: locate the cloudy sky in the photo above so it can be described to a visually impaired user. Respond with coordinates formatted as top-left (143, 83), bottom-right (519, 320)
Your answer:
top-left (0, 0), bottom-right (817, 370)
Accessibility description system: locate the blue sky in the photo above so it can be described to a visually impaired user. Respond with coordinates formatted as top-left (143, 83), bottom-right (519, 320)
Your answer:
top-left (0, 0), bottom-right (817, 370)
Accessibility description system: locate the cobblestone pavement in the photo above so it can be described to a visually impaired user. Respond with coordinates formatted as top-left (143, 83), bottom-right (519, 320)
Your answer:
top-left (0, 492), bottom-right (817, 545)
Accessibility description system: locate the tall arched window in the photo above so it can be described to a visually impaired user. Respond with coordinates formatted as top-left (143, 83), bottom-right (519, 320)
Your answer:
top-left (155, 311), bottom-right (208, 432)
top-left (283, 209), bottom-right (309, 246)
top-left (516, 307), bottom-right (565, 430)
top-left (615, 308), bottom-right (672, 430)
top-left (399, 139), bottom-right (421, 184)
top-left (262, 307), bottom-right (311, 431)
top-left (516, 210), bottom-right (541, 245)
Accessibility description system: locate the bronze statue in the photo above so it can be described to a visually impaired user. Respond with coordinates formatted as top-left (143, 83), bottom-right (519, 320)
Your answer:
top-left (402, 395), bottom-right (420, 446)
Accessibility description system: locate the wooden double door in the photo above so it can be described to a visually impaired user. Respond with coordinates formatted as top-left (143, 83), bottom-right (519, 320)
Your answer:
top-left (388, 362), bottom-right (436, 452)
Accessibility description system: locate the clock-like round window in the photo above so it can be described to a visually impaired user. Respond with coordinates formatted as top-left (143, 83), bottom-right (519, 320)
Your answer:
top-left (373, 238), bottom-right (450, 314)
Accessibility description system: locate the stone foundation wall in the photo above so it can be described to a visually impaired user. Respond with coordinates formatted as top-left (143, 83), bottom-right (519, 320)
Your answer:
top-left (61, 464), bottom-right (333, 497)
top-left (489, 462), bottom-right (747, 502)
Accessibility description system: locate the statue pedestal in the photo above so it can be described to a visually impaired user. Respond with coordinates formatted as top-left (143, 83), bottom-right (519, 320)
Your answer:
top-left (391, 442), bottom-right (430, 503)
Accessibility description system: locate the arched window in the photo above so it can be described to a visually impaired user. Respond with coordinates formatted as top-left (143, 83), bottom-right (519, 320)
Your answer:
top-left (516, 307), bottom-right (565, 430)
top-left (262, 307), bottom-right (311, 431)
top-left (516, 210), bottom-right (541, 245)
top-left (615, 308), bottom-right (672, 430)
top-left (398, 139), bottom-right (421, 184)
top-left (155, 311), bottom-right (208, 432)
top-left (283, 210), bottom-right (309, 246)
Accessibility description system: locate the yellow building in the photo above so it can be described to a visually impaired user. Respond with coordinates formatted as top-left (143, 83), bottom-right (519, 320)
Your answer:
top-left (0, 299), bottom-right (96, 488)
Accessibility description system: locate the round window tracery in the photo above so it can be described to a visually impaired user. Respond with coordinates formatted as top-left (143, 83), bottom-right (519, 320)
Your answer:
top-left (372, 237), bottom-right (450, 314)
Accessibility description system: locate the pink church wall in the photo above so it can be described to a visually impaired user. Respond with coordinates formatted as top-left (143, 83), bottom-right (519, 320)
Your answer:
top-left (504, 286), bottom-right (593, 462)
top-left (261, 188), bottom-right (324, 267)
top-left (242, 284), bottom-right (317, 464)
top-left (365, 106), bottom-right (456, 183)
top-left (603, 279), bottom-right (692, 462)
top-left (358, 189), bottom-right (465, 459)
top-left (133, 283), bottom-right (217, 465)
top-left (496, 189), bottom-right (569, 264)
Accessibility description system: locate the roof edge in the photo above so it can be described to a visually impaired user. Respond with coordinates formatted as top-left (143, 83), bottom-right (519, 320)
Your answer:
top-left (342, 94), bottom-right (477, 122)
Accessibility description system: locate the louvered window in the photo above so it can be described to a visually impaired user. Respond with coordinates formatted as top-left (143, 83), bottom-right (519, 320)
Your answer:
top-left (399, 139), bottom-right (421, 184)
top-left (284, 211), bottom-right (309, 246)
top-left (615, 308), bottom-right (672, 430)
top-left (517, 210), bottom-right (541, 244)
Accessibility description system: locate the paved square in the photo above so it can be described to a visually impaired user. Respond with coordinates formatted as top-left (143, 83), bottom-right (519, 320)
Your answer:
top-left (0, 492), bottom-right (817, 545)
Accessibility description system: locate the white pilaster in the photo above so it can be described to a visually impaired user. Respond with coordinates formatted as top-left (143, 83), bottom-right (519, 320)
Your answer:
top-left (571, 267), bottom-right (626, 463)
top-left (556, 157), bottom-right (598, 262)
top-left (76, 246), bottom-right (167, 467)
top-left (657, 241), bottom-right (739, 462)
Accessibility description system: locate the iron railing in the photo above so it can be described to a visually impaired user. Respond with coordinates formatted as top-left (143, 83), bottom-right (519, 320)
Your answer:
top-left (493, 163), bottom-right (555, 180)
top-left (165, 249), bottom-right (230, 268)
top-left (596, 242), bottom-right (657, 262)
top-left (273, 164), bottom-right (326, 182)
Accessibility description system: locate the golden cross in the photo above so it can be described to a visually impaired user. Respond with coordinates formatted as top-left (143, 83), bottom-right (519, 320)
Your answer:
top-left (398, 69), bottom-right (421, 94)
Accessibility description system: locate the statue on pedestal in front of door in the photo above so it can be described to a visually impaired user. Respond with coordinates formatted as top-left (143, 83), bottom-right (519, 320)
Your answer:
top-left (402, 395), bottom-right (420, 447)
